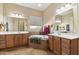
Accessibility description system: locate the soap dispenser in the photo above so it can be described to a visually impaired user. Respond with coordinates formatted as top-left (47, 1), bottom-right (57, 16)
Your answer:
top-left (66, 24), bottom-right (70, 32)
top-left (6, 22), bottom-right (8, 31)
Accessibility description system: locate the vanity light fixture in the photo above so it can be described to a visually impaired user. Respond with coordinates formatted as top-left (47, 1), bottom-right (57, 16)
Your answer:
top-left (56, 3), bottom-right (71, 13)
top-left (10, 13), bottom-right (24, 18)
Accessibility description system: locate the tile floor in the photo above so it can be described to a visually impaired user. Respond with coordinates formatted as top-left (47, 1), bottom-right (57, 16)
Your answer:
top-left (0, 46), bottom-right (53, 55)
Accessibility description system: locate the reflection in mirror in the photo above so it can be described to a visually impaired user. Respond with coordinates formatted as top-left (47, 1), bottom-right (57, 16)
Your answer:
top-left (4, 17), bottom-right (28, 31)
top-left (55, 9), bottom-right (74, 33)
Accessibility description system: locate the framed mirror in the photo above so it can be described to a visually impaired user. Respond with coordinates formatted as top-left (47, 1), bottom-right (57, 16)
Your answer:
top-left (55, 9), bottom-right (74, 33)
top-left (4, 17), bottom-right (28, 31)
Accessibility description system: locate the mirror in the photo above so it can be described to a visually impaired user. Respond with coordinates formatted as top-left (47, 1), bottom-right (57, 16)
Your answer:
top-left (55, 9), bottom-right (74, 32)
top-left (4, 17), bottom-right (28, 31)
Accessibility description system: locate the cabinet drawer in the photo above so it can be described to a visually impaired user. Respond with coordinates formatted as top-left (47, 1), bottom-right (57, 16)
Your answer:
top-left (0, 35), bottom-right (5, 40)
top-left (7, 42), bottom-right (14, 48)
top-left (0, 41), bottom-right (5, 44)
top-left (0, 44), bottom-right (5, 49)
top-left (62, 47), bottom-right (70, 55)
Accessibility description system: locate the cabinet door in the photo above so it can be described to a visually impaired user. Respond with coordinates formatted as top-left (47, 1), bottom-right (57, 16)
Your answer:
top-left (62, 47), bottom-right (70, 55)
top-left (0, 35), bottom-right (6, 49)
top-left (14, 34), bottom-right (19, 46)
top-left (48, 35), bottom-right (53, 51)
top-left (6, 35), bottom-right (14, 48)
top-left (18, 34), bottom-right (23, 46)
top-left (61, 38), bottom-right (78, 55)
top-left (62, 38), bottom-right (70, 49)
top-left (53, 36), bottom-right (61, 55)
top-left (78, 40), bottom-right (79, 55)
top-left (14, 34), bottom-right (23, 46)
top-left (22, 34), bottom-right (27, 45)
top-left (71, 39), bottom-right (78, 55)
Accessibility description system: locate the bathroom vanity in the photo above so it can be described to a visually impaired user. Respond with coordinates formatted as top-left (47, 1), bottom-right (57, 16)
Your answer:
top-left (0, 31), bottom-right (29, 49)
top-left (48, 33), bottom-right (79, 55)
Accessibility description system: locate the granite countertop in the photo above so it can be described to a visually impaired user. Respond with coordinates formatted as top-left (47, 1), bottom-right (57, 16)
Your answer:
top-left (0, 31), bottom-right (29, 35)
top-left (48, 33), bottom-right (79, 39)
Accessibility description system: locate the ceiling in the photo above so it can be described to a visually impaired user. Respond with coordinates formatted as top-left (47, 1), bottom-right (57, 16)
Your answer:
top-left (15, 3), bottom-right (51, 11)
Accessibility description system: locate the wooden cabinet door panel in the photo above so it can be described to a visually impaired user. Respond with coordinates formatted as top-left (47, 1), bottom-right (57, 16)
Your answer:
top-left (0, 44), bottom-right (5, 49)
top-left (0, 35), bottom-right (5, 40)
top-left (62, 38), bottom-right (70, 50)
top-left (62, 47), bottom-right (70, 55)
top-left (18, 34), bottom-right (23, 46)
top-left (6, 35), bottom-right (14, 48)
top-left (48, 35), bottom-right (53, 51)
top-left (71, 39), bottom-right (78, 55)
top-left (0, 35), bottom-right (6, 49)
top-left (14, 35), bottom-right (19, 46)
top-left (78, 39), bottom-right (79, 55)
top-left (22, 34), bottom-right (27, 45)
top-left (53, 36), bottom-right (61, 54)
top-left (61, 38), bottom-right (70, 49)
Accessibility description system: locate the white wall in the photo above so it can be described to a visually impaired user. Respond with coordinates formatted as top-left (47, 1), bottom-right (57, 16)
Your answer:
top-left (73, 4), bottom-right (78, 33)
top-left (77, 4), bottom-right (79, 33)
top-left (0, 3), bottom-right (3, 23)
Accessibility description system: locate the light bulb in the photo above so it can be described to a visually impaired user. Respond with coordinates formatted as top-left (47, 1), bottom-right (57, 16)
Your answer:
top-left (65, 4), bottom-right (70, 8)
top-left (11, 13), bottom-right (15, 16)
top-left (38, 4), bottom-right (42, 7)
top-left (56, 20), bottom-right (61, 23)
top-left (60, 7), bottom-right (64, 10)
top-left (56, 9), bottom-right (60, 12)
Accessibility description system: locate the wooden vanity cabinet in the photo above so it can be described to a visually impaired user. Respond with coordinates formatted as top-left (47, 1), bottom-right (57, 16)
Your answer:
top-left (14, 34), bottom-right (27, 46)
top-left (14, 34), bottom-right (23, 46)
top-left (61, 38), bottom-right (78, 55)
top-left (48, 35), bottom-right (54, 51)
top-left (48, 35), bottom-right (79, 55)
top-left (6, 35), bottom-right (14, 48)
top-left (53, 36), bottom-right (61, 55)
top-left (0, 35), bottom-right (6, 49)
